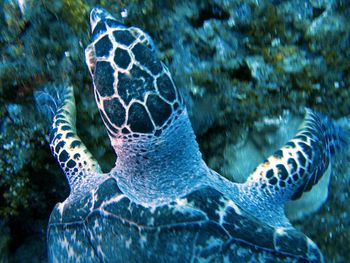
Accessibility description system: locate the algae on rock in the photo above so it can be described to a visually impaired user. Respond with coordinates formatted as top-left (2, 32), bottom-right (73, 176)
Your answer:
top-left (1, 0), bottom-right (350, 262)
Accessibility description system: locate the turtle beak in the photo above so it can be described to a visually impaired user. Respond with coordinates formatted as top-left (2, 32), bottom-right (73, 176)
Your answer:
top-left (90, 7), bottom-right (125, 34)
top-left (90, 7), bottom-right (111, 32)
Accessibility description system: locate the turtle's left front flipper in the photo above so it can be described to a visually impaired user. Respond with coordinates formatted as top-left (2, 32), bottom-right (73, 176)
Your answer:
top-left (240, 109), bottom-right (349, 226)
top-left (35, 84), bottom-right (106, 199)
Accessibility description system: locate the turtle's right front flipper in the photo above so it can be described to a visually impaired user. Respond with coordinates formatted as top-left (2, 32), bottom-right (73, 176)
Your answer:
top-left (240, 109), bottom-right (349, 227)
top-left (35, 84), bottom-right (105, 199)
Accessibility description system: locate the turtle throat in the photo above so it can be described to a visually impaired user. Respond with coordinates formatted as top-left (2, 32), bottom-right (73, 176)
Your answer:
top-left (110, 110), bottom-right (207, 205)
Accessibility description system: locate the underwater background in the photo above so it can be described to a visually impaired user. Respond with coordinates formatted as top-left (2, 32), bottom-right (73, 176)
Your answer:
top-left (0, 0), bottom-right (349, 262)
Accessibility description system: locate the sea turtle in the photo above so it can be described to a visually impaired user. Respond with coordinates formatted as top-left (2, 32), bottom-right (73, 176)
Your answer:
top-left (35, 7), bottom-right (349, 263)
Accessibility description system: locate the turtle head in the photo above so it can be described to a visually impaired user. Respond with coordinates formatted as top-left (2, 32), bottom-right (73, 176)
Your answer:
top-left (85, 7), bottom-right (186, 149)
top-left (85, 7), bottom-right (205, 204)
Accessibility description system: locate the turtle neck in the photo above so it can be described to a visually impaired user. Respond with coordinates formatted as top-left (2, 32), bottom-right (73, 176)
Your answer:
top-left (110, 109), bottom-right (208, 205)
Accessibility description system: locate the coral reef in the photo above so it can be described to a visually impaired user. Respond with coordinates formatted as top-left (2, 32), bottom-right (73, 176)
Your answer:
top-left (0, 0), bottom-right (349, 262)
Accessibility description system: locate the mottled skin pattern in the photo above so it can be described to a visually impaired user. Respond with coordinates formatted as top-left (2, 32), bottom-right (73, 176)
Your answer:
top-left (246, 109), bottom-right (341, 201)
top-left (35, 85), bottom-right (106, 199)
top-left (36, 7), bottom-right (349, 263)
top-left (236, 109), bottom-right (346, 225)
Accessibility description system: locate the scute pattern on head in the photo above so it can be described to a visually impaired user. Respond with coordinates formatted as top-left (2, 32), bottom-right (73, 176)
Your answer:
top-left (85, 17), bottom-right (182, 139)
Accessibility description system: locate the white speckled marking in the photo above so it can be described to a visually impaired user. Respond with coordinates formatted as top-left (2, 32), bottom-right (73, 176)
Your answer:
top-left (101, 194), bottom-right (126, 207)
top-left (139, 234), bottom-right (147, 249)
top-left (226, 199), bottom-right (242, 216)
top-left (125, 237), bottom-right (132, 249)
top-left (176, 198), bottom-right (188, 206)
top-left (275, 227), bottom-right (287, 236)
top-left (216, 203), bottom-right (226, 225)
top-left (57, 202), bottom-right (65, 218)
top-left (90, 188), bottom-right (98, 212)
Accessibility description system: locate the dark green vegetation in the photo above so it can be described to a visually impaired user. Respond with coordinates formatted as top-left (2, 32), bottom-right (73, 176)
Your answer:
top-left (0, 0), bottom-right (349, 261)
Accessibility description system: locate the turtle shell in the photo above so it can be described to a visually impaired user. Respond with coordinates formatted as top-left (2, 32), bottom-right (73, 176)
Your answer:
top-left (48, 177), bottom-right (322, 262)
